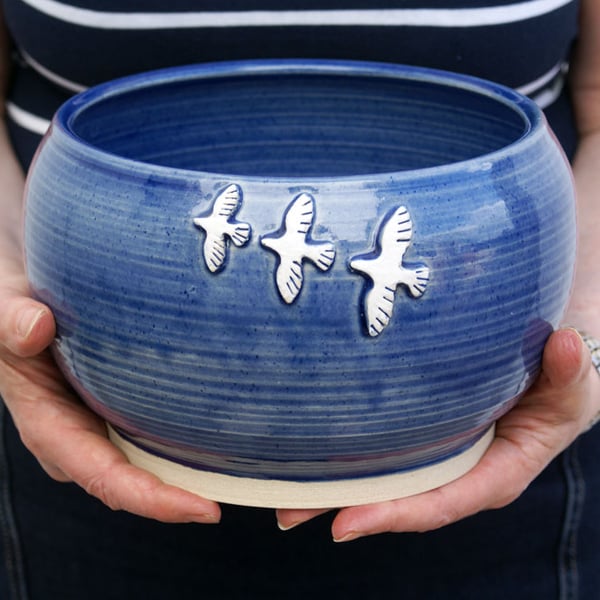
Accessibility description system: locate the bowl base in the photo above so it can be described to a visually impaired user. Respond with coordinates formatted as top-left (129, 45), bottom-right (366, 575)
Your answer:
top-left (108, 425), bottom-right (495, 509)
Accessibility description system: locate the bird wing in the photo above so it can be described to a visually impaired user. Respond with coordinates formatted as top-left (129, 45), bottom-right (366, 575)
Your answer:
top-left (379, 205), bottom-right (413, 260)
top-left (213, 184), bottom-right (242, 218)
top-left (304, 242), bottom-right (336, 272)
top-left (275, 256), bottom-right (304, 304)
top-left (284, 193), bottom-right (315, 235)
top-left (203, 232), bottom-right (227, 273)
top-left (363, 280), bottom-right (396, 337)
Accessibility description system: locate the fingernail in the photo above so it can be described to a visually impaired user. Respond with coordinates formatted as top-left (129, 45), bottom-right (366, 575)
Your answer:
top-left (277, 519), bottom-right (301, 532)
top-left (565, 328), bottom-right (590, 376)
top-left (195, 512), bottom-right (220, 524)
top-left (565, 327), bottom-right (583, 339)
top-left (17, 307), bottom-right (46, 339)
top-left (333, 530), bottom-right (361, 543)
top-left (565, 327), bottom-right (584, 346)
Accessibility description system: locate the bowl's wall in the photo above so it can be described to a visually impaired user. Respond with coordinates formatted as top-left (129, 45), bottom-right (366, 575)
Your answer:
top-left (69, 71), bottom-right (526, 177)
top-left (24, 63), bottom-right (576, 480)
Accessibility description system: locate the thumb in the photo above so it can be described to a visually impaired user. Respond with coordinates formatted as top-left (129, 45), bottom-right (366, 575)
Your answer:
top-left (542, 328), bottom-right (591, 390)
top-left (524, 327), bottom-right (595, 433)
top-left (0, 294), bottom-right (56, 357)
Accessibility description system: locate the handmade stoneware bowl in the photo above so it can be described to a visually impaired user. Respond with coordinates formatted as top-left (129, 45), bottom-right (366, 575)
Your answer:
top-left (24, 60), bottom-right (576, 508)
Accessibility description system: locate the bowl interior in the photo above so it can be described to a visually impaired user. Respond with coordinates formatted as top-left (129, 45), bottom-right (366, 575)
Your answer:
top-left (66, 68), bottom-right (529, 178)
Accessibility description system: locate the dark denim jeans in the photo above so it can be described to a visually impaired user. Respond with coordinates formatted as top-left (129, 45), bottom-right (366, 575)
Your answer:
top-left (1, 401), bottom-right (599, 600)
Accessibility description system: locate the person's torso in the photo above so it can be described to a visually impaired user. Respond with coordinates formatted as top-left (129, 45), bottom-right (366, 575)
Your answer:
top-left (2, 0), bottom-right (581, 164)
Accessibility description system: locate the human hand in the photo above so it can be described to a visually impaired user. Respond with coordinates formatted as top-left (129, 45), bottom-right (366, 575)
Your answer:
top-left (276, 328), bottom-right (600, 541)
top-left (0, 265), bottom-right (221, 524)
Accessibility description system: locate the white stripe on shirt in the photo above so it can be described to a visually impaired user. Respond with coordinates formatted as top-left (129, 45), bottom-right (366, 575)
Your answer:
top-left (6, 102), bottom-right (51, 135)
top-left (517, 62), bottom-right (565, 95)
top-left (19, 0), bottom-right (574, 30)
top-left (22, 51), bottom-right (87, 93)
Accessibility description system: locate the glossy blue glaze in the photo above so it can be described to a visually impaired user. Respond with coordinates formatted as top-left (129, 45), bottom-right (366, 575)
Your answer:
top-left (24, 60), bottom-right (575, 481)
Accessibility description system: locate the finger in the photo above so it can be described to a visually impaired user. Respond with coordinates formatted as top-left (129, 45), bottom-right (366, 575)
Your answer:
top-left (2, 353), bottom-right (221, 524)
top-left (276, 508), bottom-right (331, 530)
top-left (27, 403), bottom-right (222, 524)
top-left (328, 447), bottom-right (511, 541)
top-left (32, 403), bottom-right (221, 523)
top-left (508, 328), bottom-right (593, 441)
top-left (539, 328), bottom-right (594, 425)
top-left (543, 328), bottom-right (590, 387)
top-left (0, 294), bottom-right (55, 357)
top-left (70, 430), bottom-right (222, 523)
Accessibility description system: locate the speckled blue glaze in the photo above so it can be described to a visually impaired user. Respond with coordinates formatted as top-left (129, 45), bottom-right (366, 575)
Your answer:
top-left (24, 60), bottom-right (575, 481)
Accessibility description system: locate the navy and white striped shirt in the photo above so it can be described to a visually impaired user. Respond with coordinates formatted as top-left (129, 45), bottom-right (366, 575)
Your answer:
top-left (2, 0), bottom-right (580, 166)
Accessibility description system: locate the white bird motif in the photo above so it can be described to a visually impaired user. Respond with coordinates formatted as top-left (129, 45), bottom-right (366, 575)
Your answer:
top-left (260, 192), bottom-right (336, 304)
top-left (193, 184), bottom-right (251, 273)
top-left (350, 205), bottom-right (429, 337)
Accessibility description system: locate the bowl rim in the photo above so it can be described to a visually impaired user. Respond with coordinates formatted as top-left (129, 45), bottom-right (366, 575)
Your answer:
top-left (49, 58), bottom-right (547, 184)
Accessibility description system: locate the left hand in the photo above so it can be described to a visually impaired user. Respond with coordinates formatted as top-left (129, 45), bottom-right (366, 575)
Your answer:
top-left (276, 327), bottom-right (600, 541)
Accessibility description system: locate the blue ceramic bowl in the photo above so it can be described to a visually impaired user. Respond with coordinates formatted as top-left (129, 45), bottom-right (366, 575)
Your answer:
top-left (24, 60), bottom-right (575, 507)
